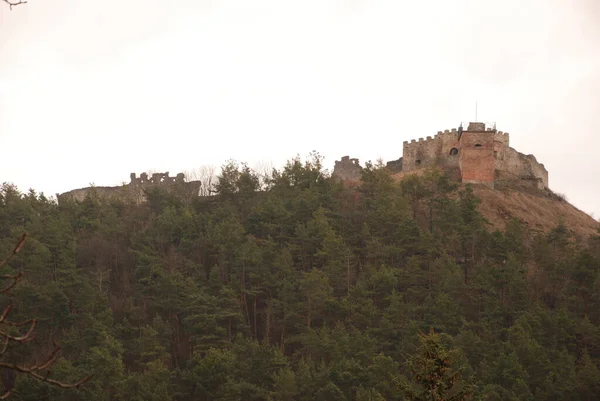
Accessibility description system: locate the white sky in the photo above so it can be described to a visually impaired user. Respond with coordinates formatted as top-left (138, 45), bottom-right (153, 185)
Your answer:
top-left (1, 0), bottom-right (599, 219)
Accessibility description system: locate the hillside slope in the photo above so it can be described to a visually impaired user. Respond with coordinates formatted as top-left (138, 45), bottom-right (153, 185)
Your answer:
top-left (471, 181), bottom-right (598, 238)
top-left (389, 167), bottom-right (599, 238)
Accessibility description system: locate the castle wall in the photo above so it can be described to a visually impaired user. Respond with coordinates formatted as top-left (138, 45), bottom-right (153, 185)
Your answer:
top-left (402, 129), bottom-right (460, 172)
top-left (496, 147), bottom-right (548, 189)
top-left (493, 131), bottom-right (509, 148)
top-left (333, 156), bottom-right (363, 183)
top-left (385, 157), bottom-right (403, 173)
top-left (58, 172), bottom-right (201, 204)
top-left (58, 186), bottom-right (133, 203)
top-left (439, 130), bottom-right (461, 172)
top-left (402, 136), bottom-right (439, 171)
top-left (528, 155), bottom-right (548, 188)
top-left (330, 122), bottom-right (546, 191)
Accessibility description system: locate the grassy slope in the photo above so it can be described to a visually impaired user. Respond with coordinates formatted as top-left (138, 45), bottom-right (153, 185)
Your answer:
top-left (472, 181), bottom-right (599, 239)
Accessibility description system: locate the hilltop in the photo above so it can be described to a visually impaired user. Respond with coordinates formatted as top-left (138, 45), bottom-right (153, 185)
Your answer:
top-left (387, 170), bottom-right (599, 239)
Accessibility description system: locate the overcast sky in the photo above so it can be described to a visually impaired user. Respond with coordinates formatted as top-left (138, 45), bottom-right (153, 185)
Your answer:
top-left (1, 0), bottom-right (598, 218)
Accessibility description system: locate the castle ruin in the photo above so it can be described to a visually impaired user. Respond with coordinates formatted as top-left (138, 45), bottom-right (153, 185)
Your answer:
top-left (333, 156), bottom-right (362, 183)
top-left (333, 122), bottom-right (549, 189)
top-left (58, 171), bottom-right (201, 203)
top-left (58, 122), bottom-right (549, 203)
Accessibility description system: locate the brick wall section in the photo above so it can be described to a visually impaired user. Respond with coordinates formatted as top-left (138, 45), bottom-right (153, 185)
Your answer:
top-left (459, 131), bottom-right (494, 148)
top-left (458, 130), bottom-right (496, 186)
top-left (460, 148), bottom-right (496, 185)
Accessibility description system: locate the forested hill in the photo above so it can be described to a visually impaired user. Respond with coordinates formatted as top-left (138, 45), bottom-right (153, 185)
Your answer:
top-left (1, 155), bottom-right (600, 400)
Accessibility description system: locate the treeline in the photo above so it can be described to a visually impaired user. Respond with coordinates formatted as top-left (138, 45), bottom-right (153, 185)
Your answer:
top-left (0, 154), bottom-right (599, 400)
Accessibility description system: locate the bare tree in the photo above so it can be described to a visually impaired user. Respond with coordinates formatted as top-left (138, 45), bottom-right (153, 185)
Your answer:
top-left (184, 165), bottom-right (217, 196)
top-left (253, 160), bottom-right (274, 190)
top-left (0, 234), bottom-right (90, 399)
top-left (2, 0), bottom-right (27, 10)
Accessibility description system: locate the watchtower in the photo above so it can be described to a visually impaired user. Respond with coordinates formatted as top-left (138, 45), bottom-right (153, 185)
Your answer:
top-left (459, 122), bottom-right (496, 187)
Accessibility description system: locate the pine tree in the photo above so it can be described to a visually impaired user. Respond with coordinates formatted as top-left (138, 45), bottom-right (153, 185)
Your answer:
top-left (394, 329), bottom-right (473, 401)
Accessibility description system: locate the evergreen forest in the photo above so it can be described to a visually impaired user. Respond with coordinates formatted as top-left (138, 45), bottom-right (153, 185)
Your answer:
top-left (1, 154), bottom-right (599, 400)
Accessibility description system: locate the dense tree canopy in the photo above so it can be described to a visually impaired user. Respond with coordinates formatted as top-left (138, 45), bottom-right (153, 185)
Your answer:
top-left (0, 157), bottom-right (599, 400)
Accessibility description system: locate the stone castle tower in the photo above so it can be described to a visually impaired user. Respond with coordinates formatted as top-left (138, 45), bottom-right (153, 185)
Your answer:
top-left (333, 122), bottom-right (548, 189)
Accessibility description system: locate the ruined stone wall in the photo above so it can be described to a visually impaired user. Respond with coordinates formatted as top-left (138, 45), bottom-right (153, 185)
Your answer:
top-left (385, 157), bottom-right (403, 173)
top-left (129, 171), bottom-right (186, 186)
top-left (58, 172), bottom-right (201, 204)
top-left (332, 156), bottom-right (363, 183)
top-left (496, 147), bottom-right (548, 189)
top-left (493, 131), bottom-right (510, 148)
top-left (58, 186), bottom-right (132, 203)
top-left (528, 155), bottom-right (548, 188)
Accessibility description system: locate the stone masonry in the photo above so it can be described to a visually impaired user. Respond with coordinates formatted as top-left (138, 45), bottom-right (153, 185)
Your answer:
top-left (332, 156), bottom-right (363, 184)
top-left (333, 122), bottom-right (549, 189)
top-left (58, 171), bottom-right (201, 204)
top-left (60, 122), bottom-right (549, 203)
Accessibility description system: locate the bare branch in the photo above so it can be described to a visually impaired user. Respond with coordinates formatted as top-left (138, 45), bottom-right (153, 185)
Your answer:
top-left (0, 319), bottom-right (37, 343)
top-left (30, 343), bottom-right (60, 371)
top-left (2, 0), bottom-right (27, 10)
top-left (0, 337), bottom-right (9, 355)
top-left (0, 360), bottom-right (91, 388)
top-left (0, 233), bottom-right (27, 269)
top-left (0, 343), bottom-right (91, 388)
top-left (0, 303), bottom-right (37, 346)
top-left (0, 273), bottom-right (23, 295)
top-left (0, 234), bottom-right (91, 396)
top-left (0, 305), bottom-right (11, 323)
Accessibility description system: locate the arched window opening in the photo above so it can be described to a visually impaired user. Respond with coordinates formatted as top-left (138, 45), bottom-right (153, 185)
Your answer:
top-left (474, 144), bottom-right (482, 147)
top-left (415, 159), bottom-right (421, 165)
top-left (449, 148), bottom-right (459, 155)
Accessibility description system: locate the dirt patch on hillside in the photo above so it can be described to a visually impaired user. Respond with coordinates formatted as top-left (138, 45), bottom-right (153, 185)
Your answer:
top-left (471, 182), bottom-right (599, 239)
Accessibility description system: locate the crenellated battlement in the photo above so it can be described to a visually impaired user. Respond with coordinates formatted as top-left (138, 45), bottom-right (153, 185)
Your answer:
top-left (494, 131), bottom-right (510, 145)
top-left (333, 155), bottom-right (362, 183)
top-left (433, 128), bottom-right (458, 139)
top-left (394, 121), bottom-right (547, 189)
top-left (402, 127), bottom-right (460, 160)
top-left (129, 171), bottom-right (186, 186)
top-left (378, 121), bottom-right (546, 189)
top-left (58, 171), bottom-right (201, 204)
top-left (404, 132), bottom-right (451, 148)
